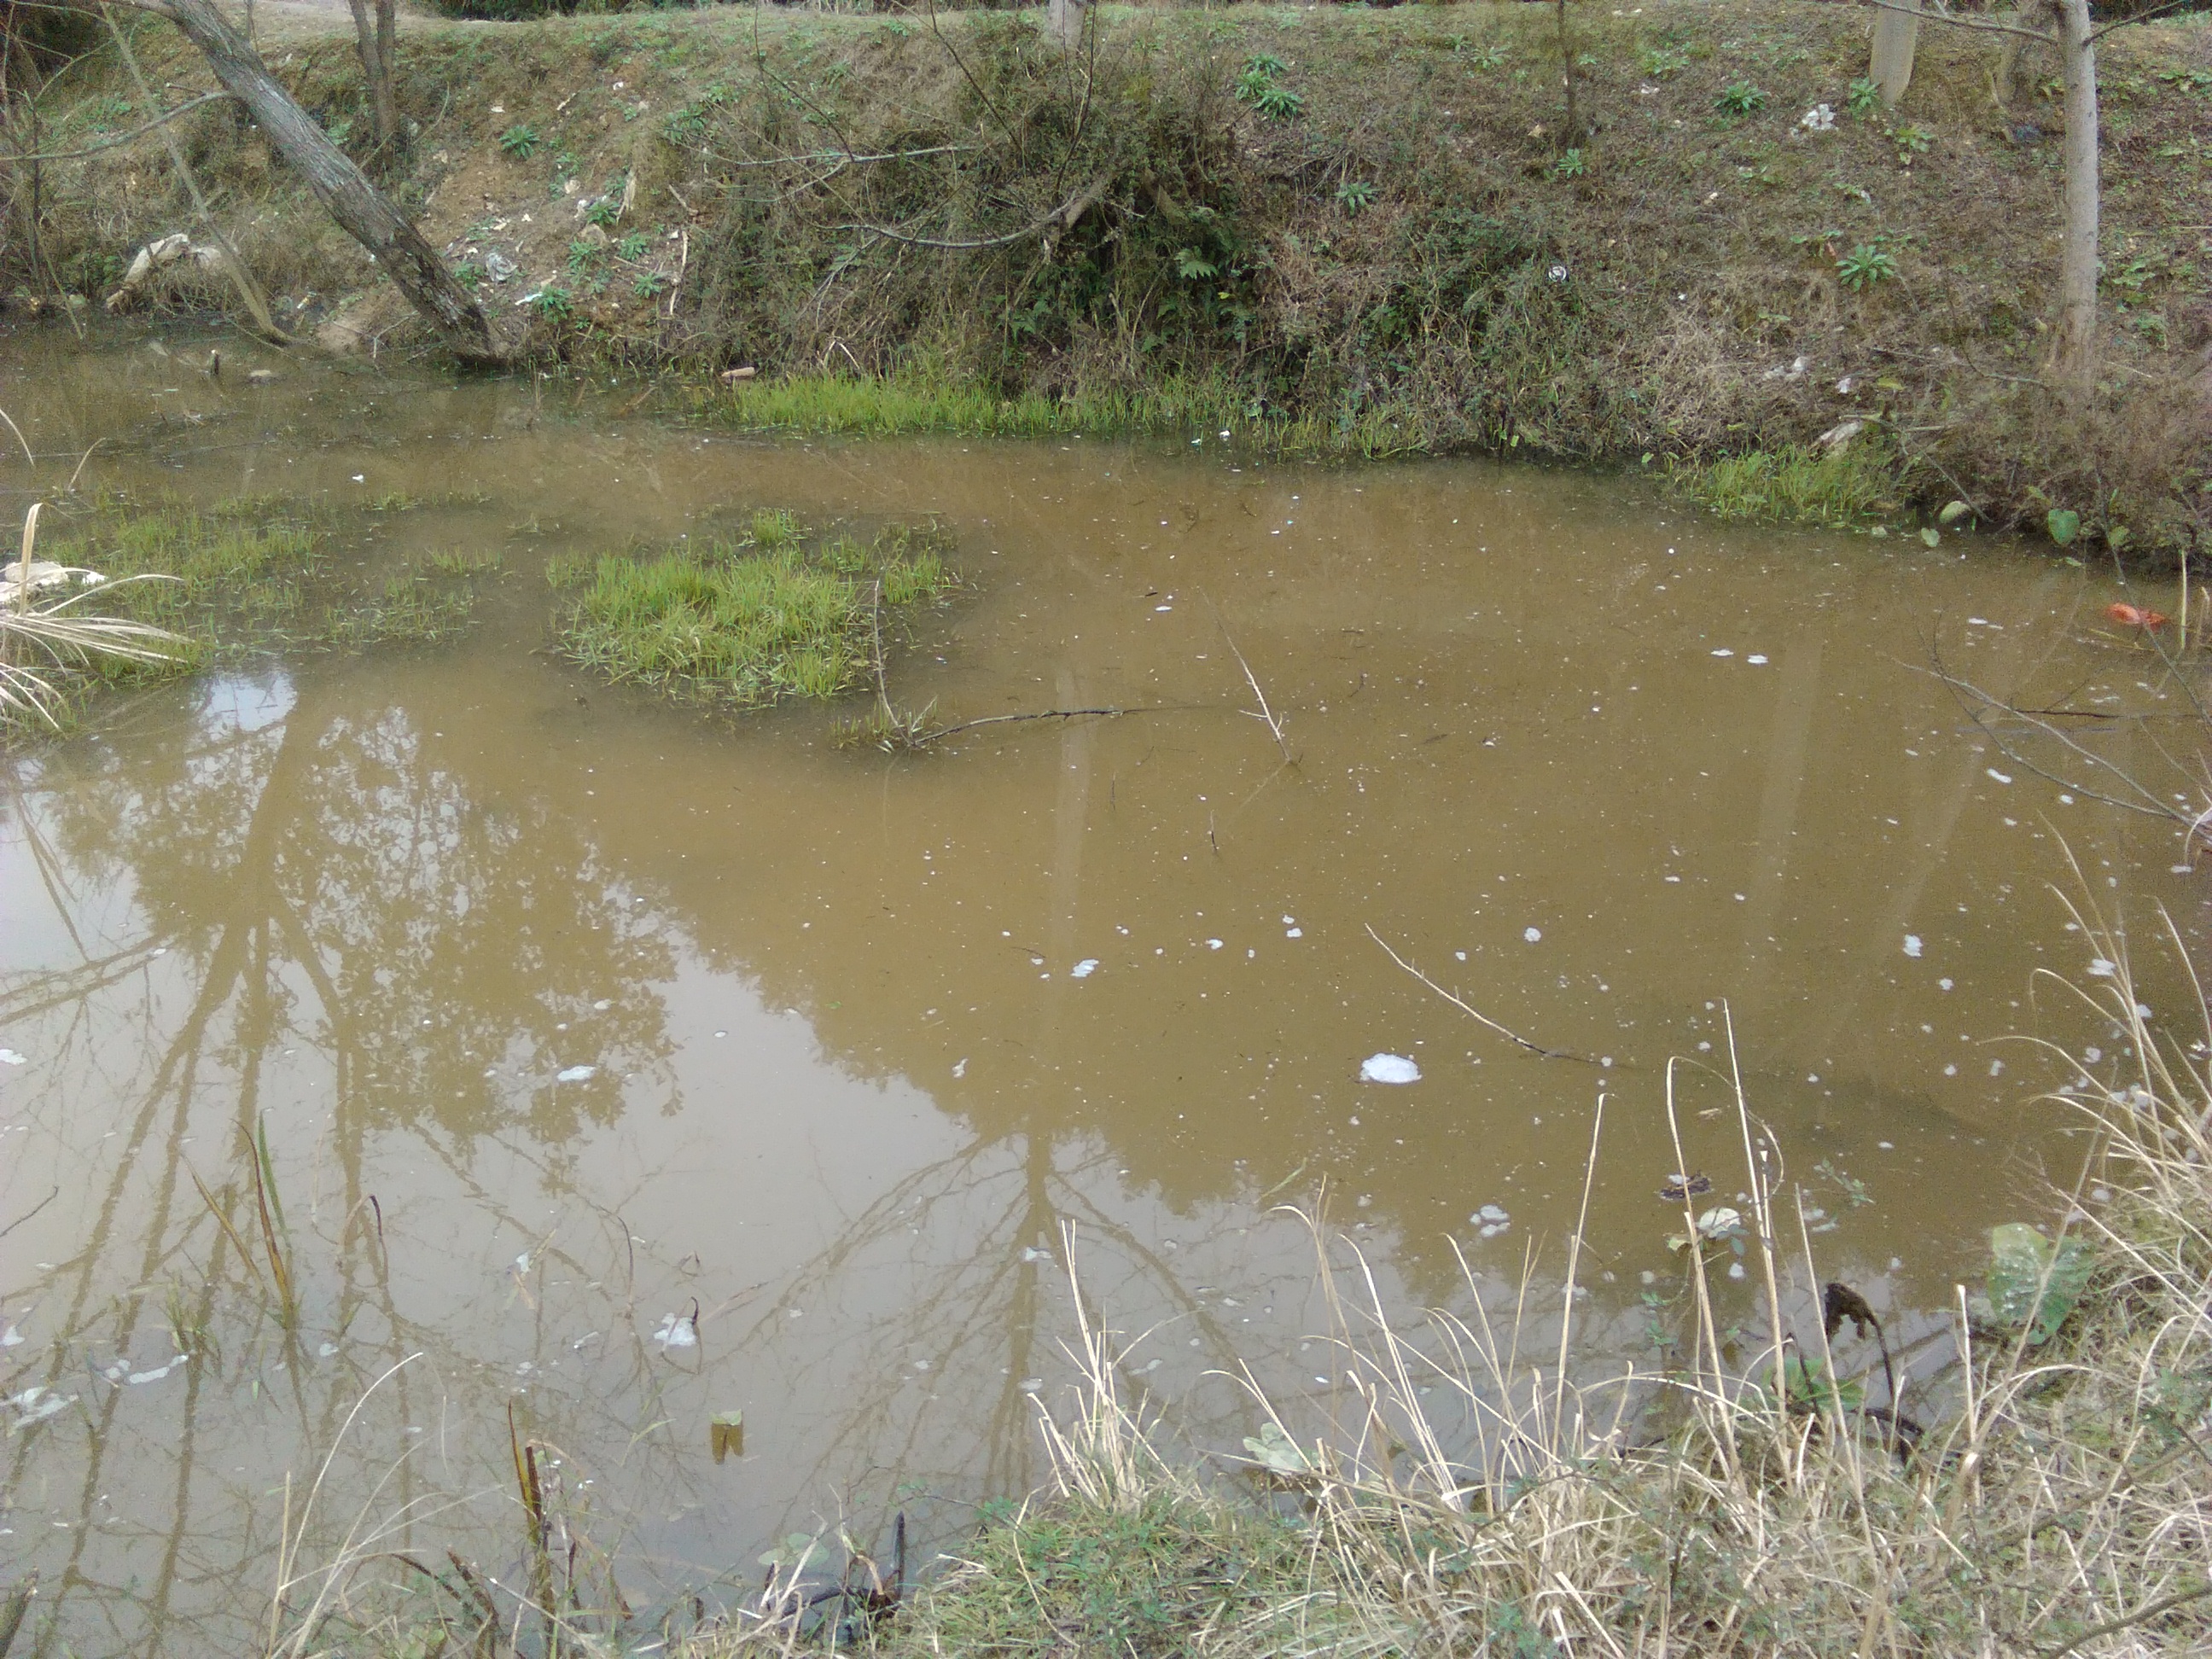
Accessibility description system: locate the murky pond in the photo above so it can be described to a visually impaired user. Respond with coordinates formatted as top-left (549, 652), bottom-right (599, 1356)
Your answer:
top-left (2, 325), bottom-right (2200, 1653)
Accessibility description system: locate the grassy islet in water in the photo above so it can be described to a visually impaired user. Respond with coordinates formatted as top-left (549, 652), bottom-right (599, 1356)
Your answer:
top-left (554, 509), bottom-right (956, 710)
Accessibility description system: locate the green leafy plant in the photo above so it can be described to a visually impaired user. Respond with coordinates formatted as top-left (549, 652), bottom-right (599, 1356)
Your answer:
top-left (1639, 44), bottom-right (1690, 77)
top-left (1553, 148), bottom-right (1586, 178)
top-left (1836, 242), bottom-right (1898, 289)
top-left (616, 231), bottom-right (650, 261)
top-left (1466, 42), bottom-right (1508, 69)
top-left (528, 286), bottom-right (574, 320)
top-left (453, 260), bottom-right (483, 289)
top-left (498, 123), bottom-right (538, 158)
top-left (584, 196), bottom-right (622, 228)
top-left (1983, 1223), bottom-right (2093, 1344)
top-left (1715, 81), bottom-right (1767, 116)
top-left (1782, 1354), bottom-right (1865, 1415)
top-left (1335, 178), bottom-right (1377, 215)
top-left (2046, 507), bottom-right (2082, 546)
top-left (1176, 247), bottom-right (1220, 282)
top-left (566, 238), bottom-right (598, 271)
top-left (323, 115), bottom-right (353, 146)
top-left (1251, 81), bottom-right (1305, 120)
top-left (1892, 123), bottom-right (1934, 158)
top-left (1846, 76), bottom-right (1883, 116)
top-left (633, 272), bottom-right (669, 300)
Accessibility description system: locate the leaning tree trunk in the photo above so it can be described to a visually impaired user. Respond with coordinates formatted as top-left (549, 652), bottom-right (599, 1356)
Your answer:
top-left (125, 0), bottom-right (501, 362)
top-left (2052, 0), bottom-right (2099, 388)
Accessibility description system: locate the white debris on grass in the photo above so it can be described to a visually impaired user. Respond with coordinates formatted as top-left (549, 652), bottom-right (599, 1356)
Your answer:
top-left (556, 1065), bottom-right (597, 1082)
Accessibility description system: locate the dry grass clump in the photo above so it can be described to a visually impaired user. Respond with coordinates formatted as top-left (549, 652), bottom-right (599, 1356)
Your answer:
top-left (2, 499), bottom-right (195, 734)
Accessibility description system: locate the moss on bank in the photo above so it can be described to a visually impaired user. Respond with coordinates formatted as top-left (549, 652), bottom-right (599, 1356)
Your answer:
top-left (11, 1), bottom-right (2210, 553)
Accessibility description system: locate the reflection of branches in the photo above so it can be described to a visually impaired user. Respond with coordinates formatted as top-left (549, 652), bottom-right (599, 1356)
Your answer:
top-left (1927, 645), bottom-right (2204, 831)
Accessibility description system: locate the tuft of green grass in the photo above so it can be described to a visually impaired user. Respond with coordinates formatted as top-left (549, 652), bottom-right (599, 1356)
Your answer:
top-left (322, 574), bottom-right (479, 648)
top-left (556, 517), bottom-right (955, 710)
top-left (1668, 441), bottom-right (1893, 528)
top-left (421, 547), bottom-right (504, 578)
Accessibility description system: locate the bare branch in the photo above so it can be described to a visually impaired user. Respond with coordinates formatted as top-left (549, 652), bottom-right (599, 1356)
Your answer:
top-left (1365, 924), bottom-right (1592, 1062)
top-left (0, 91), bottom-right (234, 162)
top-left (835, 183), bottom-right (1106, 251)
top-left (2088, 0), bottom-right (2211, 42)
top-left (700, 143), bottom-right (972, 171)
top-left (1860, 0), bottom-right (2059, 44)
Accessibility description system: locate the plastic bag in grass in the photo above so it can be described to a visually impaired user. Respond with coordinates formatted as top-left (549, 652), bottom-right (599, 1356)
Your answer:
top-left (1243, 1420), bottom-right (1318, 1477)
top-left (1986, 1223), bottom-right (2093, 1345)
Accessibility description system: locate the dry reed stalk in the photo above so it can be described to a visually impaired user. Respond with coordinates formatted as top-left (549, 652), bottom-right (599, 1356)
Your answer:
top-left (2, 501), bottom-right (189, 730)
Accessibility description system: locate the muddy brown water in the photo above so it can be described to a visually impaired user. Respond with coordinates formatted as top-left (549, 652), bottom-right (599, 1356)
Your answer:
top-left (1, 324), bottom-right (2202, 1652)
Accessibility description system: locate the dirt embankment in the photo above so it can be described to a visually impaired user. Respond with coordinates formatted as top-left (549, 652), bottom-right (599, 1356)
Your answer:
top-left (9, 0), bottom-right (2210, 550)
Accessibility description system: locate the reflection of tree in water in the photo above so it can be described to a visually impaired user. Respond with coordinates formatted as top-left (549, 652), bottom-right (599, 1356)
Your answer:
top-left (0, 667), bottom-right (684, 1653)
top-left (27, 670), bottom-right (677, 1147)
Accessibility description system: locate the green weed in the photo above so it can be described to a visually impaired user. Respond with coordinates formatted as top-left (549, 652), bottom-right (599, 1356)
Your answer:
top-left (1668, 442), bottom-right (1892, 527)
top-left (498, 122), bottom-right (539, 157)
top-left (1837, 242), bottom-right (1898, 289)
top-left (1715, 79), bottom-right (1767, 115)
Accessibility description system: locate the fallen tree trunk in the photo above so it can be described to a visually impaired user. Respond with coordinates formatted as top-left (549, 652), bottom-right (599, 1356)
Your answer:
top-left (113, 0), bottom-right (504, 364)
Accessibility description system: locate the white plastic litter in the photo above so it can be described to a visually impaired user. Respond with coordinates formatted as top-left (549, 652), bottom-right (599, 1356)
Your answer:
top-left (2087, 958), bottom-right (2117, 978)
top-left (1903, 935), bottom-right (1923, 958)
top-left (0, 1051), bottom-right (24, 1066)
top-left (654, 1313), bottom-right (697, 1349)
top-left (1070, 959), bottom-right (1100, 979)
top-left (1523, 927), bottom-right (1542, 943)
top-left (556, 1065), bottom-right (597, 1082)
top-left (1360, 1053), bottom-right (1421, 1085)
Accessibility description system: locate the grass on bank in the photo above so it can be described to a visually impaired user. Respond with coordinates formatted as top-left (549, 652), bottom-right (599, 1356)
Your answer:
top-left (1668, 439), bottom-right (1901, 531)
top-left (552, 509), bottom-right (957, 709)
top-left (705, 370), bottom-right (1440, 459)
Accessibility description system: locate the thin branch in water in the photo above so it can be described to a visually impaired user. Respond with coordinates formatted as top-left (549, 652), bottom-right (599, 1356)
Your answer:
top-left (1202, 591), bottom-right (1291, 761)
top-left (1365, 924), bottom-right (1592, 1062)
top-left (916, 705), bottom-right (1142, 744)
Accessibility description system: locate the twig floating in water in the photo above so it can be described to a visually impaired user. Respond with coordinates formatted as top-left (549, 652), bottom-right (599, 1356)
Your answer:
top-left (1203, 591), bottom-right (1293, 762)
top-left (1365, 925), bottom-right (1595, 1062)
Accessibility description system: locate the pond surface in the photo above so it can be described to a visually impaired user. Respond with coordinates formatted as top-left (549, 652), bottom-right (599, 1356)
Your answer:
top-left (1, 324), bottom-right (2201, 1654)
